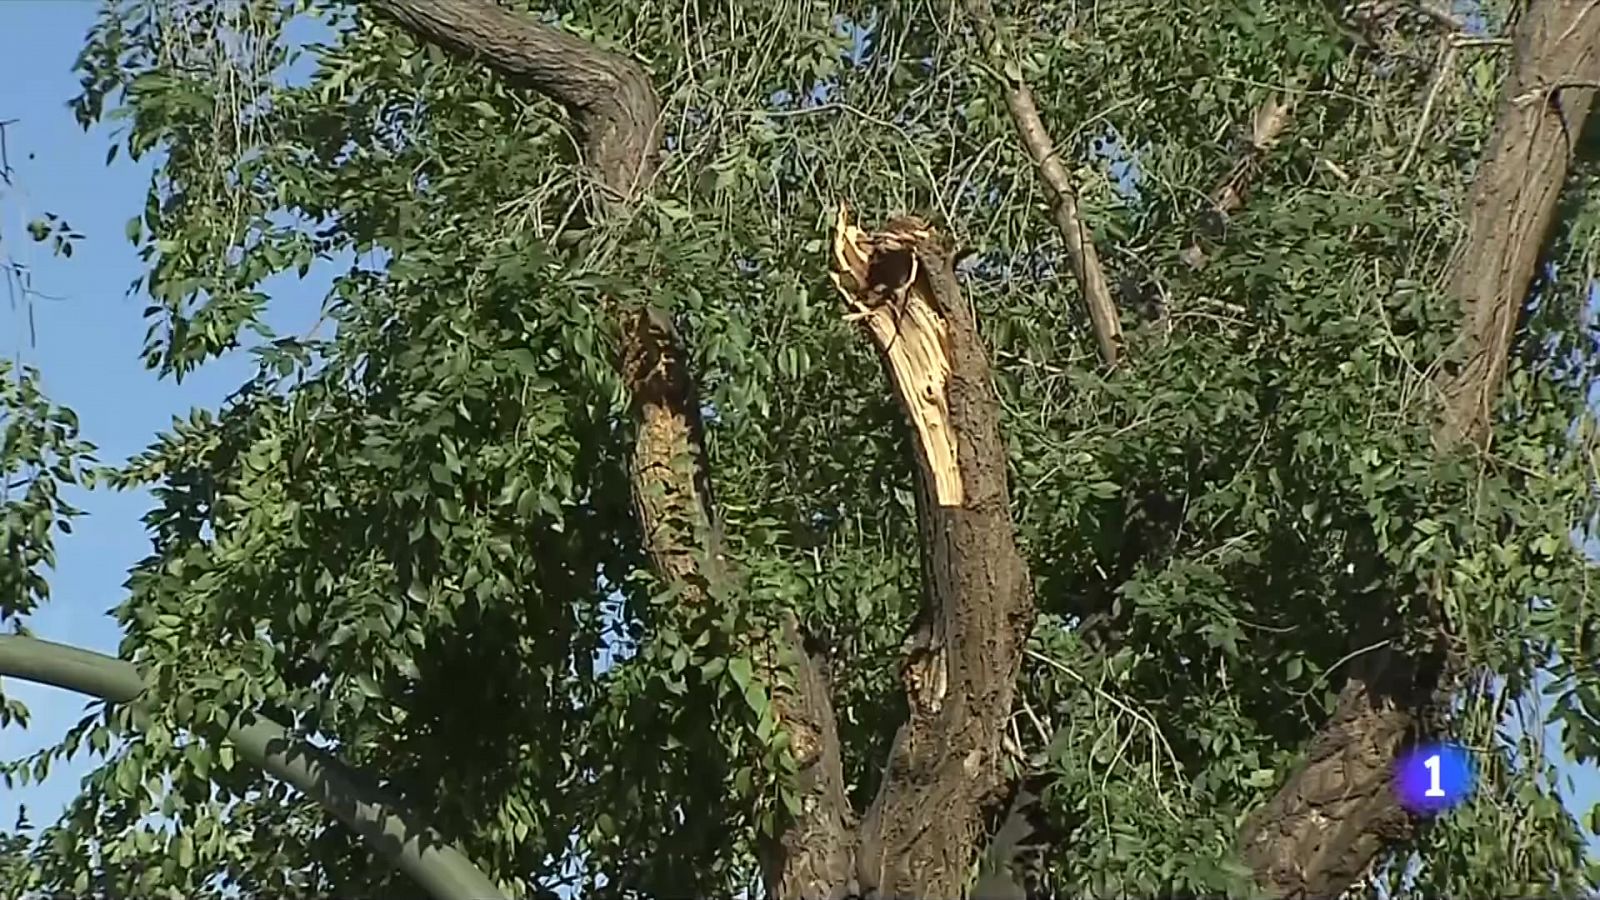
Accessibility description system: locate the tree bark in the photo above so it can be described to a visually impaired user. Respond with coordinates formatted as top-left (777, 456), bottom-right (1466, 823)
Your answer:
top-left (368, 5), bottom-right (1041, 898)
top-left (1435, 1), bottom-right (1600, 452)
top-left (830, 208), bottom-right (1037, 899)
top-left (1239, 4), bottom-right (1600, 897)
top-left (360, 2), bottom-right (858, 897)
top-left (359, 0), bottom-right (658, 209)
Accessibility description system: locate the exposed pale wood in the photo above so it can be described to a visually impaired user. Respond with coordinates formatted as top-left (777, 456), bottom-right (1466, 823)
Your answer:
top-left (830, 205), bottom-right (962, 507)
top-left (830, 205), bottom-right (1036, 899)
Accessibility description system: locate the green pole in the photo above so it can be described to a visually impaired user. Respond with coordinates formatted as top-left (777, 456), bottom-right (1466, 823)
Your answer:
top-left (0, 635), bottom-right (507, 900)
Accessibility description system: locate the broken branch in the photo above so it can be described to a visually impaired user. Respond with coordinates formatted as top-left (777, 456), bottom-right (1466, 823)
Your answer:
top-left (830, 205), bottom-right (1037, 899)
top-left (1180, 93), bottom-right (1294, 271)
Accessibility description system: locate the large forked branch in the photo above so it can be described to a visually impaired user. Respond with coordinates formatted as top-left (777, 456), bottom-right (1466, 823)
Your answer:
top-left (361, 2), bottom-right (856, 897)
top-left (965, 0), bottom-right (1123, 368)
top-left (0, 635), bottom-right (506, 900)
top-left (1239, 4), bottom-right (1600, 897)
top-left (830, 207), bottom-right (1037, 899)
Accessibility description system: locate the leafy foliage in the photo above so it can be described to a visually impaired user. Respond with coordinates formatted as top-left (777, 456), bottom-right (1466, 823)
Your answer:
top-left (0, 118), bottom-right (103, 900)
top-left (3, 0), bottom-right (1599, 897)
top-left (0, 134), bottom-right (99, 632)
top-left (0, 361), bottom-right (96, 628)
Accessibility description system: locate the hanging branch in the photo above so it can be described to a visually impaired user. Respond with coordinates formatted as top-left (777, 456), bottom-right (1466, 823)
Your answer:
top-left (362, 3), bottom-right (856, 897)
top-left (1180, 93), bottom-right (1295, 271)
top-left (965, 0), bottom-right (1123, 368)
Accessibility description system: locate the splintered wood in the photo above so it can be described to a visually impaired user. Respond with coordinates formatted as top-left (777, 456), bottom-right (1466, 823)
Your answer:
top-left (828, 202), bottom-right (962, 507)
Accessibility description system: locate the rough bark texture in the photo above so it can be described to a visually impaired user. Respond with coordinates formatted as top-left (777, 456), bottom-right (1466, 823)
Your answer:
top-left (1238, 643), bottom-right (1427, 898)
top-left (1436, 1), bottom-right (1600, 451)
top-left (1240, 4), bottom-right (1600, 897)
top-left (764, 612), bottom-right (859, 900)
top-left (363, 3), bottom-right (856, 897)
top-left (831, 208), bottom-right (1037, 900)
top-left (965, 0), bottom-right (1123, 368)
top-left (363, 0), bottom-right (658, 207)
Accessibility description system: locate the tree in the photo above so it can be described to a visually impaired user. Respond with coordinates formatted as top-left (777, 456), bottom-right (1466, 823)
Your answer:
top-left (4, 0), bottom-right (1600, 897)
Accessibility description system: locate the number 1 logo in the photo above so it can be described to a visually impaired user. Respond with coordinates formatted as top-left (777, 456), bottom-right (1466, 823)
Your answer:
top-left (1396, 743), bottom-right (1473, 814)
top-left (1423, 753), bottom-right (1447, 797)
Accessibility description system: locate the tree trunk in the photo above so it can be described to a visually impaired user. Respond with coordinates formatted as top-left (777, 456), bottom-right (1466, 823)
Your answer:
top-left (366, 4), bottom-right (1039, 899)
top-left (830, 209), bottom-right (1037, 899)
top-left (1240, 4), bottom-right (1600, 896)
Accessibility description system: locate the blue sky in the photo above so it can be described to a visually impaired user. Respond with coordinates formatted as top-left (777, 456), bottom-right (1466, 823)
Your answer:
top-left (0, 0), bottom-right (327, 831)
top-left (3, 0), bottom-right (207, 826)
top-left (1, 0), bottom-right (1598, 886)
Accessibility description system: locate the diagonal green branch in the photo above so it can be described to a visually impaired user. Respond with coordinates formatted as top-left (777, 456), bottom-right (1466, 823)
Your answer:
top-left (0, 634), bottom-right (506, 900)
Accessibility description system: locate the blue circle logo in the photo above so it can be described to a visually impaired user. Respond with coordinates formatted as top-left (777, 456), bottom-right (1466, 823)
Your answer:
top-left (1394, 742), bottom-right (1474, 815)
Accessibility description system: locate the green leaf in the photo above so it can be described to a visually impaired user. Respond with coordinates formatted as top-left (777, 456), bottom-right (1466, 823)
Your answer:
top-left (504, 348), bottom-right (540, 375)
top-left (728, 656), bottom-right (753, 692)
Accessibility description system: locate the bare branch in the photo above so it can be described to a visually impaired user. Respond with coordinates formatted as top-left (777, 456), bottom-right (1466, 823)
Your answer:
top-left (965, 0), bottom-right (1123, 368)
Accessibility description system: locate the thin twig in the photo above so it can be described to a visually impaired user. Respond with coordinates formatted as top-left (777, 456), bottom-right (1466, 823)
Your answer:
top-left (1023, 647), bottom-right (1183, 819)
top-left (1401, 41), bottom-right (1457, 175)
top-left (964, 0), bottom-right (1123, 368)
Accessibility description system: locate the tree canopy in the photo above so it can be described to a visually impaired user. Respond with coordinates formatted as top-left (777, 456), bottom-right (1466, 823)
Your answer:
top-left (3, 0), bottom-right (1600, 898)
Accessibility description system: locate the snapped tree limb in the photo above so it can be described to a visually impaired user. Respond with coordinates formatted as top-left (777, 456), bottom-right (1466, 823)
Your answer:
top-left (830, 205), bottom-right (1037, 899)
top-left (1181, 93), bottom-right (1295, 271)
top-left (360, 2), bottom-right (856, 897)
top-left (1239, 3), bottom-right (1600, 896)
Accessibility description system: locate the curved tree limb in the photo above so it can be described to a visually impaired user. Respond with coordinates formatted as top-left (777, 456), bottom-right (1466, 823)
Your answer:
top-left (1435, 1), bottom-right (1600, 452)
top-left (964, 0), bottom-right (1123, 368)
top-left (0, 634), bottom-right (507, 900)
top-left (830, 206), bottom-right (1037, 899)
top-left (360, 3), bottom-right (857, 897)
top-left (361, 0), bottom-right (658, 209)
top-left (1240, 4), bottom-right (1600, 896)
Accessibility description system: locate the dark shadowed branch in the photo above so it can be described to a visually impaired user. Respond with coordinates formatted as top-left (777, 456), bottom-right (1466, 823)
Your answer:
top-left (360, 3), bottom-right (858, 897)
